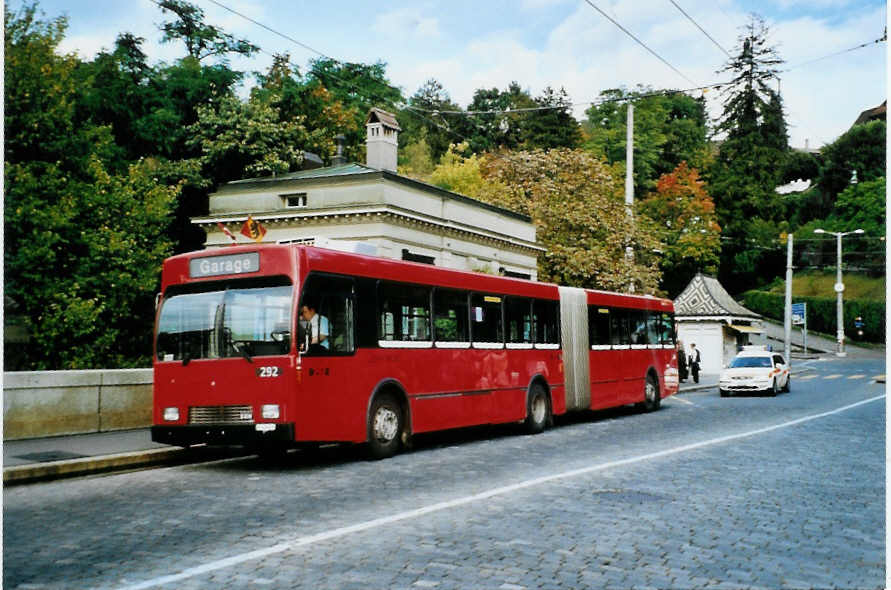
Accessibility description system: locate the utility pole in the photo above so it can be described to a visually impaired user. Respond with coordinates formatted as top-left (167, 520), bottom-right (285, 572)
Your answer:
top-left (783, 233), bottom-right (793, 364)
top-left (625, 102), bottom-right (634, 293)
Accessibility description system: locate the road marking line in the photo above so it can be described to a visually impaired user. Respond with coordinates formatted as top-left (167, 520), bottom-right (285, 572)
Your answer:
top-left (847, 374), bottom-right (866, 380)
top-left (823, 374), bottom-right (842, 380)
top-left (117, 394), bottom-right (886, 590)
top-left (668, 396), bottom-right (697, 407)
top-left (874, 375), bottom-right (885, 382)
top-left (797, 375), bottom-right (818, 380)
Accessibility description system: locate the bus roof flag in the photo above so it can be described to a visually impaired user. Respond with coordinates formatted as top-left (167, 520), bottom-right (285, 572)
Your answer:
top-left (240, 215), bottom-right (267, 243)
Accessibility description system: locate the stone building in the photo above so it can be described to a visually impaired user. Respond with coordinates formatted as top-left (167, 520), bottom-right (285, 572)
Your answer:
top-left (191, 108), bottom-right (544, 279)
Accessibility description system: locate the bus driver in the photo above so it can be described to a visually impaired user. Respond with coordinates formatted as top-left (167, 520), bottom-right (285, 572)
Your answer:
top-left (299, 299), bottom-right (329, 353)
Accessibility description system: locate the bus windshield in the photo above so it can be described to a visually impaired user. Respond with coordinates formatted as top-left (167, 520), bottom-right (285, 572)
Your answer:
top-left (157, 279), bottom-right (293, 362)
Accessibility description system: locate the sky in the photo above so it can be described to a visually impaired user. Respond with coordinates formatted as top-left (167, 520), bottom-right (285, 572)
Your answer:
top-left (26, 0), bottom-right (889, 149)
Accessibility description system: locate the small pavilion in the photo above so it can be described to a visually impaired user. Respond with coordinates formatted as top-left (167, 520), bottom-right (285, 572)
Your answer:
top-left (673, 273), bottom-right (763, 374)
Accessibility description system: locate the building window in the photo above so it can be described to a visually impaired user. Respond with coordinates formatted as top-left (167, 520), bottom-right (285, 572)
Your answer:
top-left (282, 193), bottom-right (307, 208)
top-left (402, 249), bottom-right (435, 265)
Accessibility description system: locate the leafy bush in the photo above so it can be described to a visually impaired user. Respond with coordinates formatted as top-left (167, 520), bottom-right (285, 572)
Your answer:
top-left (742, 291), bottom-right (885, 343)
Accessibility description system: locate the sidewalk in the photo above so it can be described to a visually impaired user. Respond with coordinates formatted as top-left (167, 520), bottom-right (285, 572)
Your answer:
top-left (2, 429), bottom-right (243, 486)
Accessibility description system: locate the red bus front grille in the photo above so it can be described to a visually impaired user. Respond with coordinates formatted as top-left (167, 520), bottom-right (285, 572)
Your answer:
top-left (188, 405), bottom-right (254, 425)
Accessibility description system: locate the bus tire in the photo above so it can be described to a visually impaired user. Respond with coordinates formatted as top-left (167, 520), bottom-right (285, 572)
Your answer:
top-left (637, 373), bottom-right (661, 413)
top-left (524, 384), bottom-right (550, 434)
top-left (367, 393), bottom-right (404, 460)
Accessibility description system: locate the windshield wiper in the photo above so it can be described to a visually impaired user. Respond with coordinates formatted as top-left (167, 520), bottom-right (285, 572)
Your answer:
top-left (233, 341), bottom-right (253, 364)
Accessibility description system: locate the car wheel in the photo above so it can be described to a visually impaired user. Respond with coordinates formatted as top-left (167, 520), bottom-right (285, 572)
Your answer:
top-left (782, 376), bottom-right (790, 393)
top-left (768, 378), bottom-right (778, 397)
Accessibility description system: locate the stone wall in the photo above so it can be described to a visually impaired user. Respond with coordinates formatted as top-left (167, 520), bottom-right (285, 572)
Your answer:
top-left (3, 369), bottom-right (152, 440)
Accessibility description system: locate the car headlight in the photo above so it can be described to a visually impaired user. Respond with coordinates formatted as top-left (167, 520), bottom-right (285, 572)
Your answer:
top-left (261, 404), bottom-right (280, 420)
top-left (163, 407), bottom-right (180, 421)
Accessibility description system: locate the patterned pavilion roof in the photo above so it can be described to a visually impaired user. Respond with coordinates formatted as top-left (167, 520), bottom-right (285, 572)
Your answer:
top-left (674, 273), bottom-right (760, 319)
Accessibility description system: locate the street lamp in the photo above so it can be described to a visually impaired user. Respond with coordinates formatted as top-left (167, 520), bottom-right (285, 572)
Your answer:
top-left (813, 228), bottom-right (865, 356)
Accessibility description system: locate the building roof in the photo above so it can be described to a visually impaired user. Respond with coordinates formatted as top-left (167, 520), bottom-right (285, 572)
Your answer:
top-left (218, 163), bottom-right (532, 222)
top-left (853, 100), bottom-right (886, 127)
top-left (366, 107), bottom-right (402, 131)
top-left (674, 273), bottom-right (760, 319)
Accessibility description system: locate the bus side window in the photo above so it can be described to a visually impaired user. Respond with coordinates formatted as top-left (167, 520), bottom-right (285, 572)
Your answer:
top-left (590, 307), bottom-right (610, 346)
top-left (610, 309), bottom-right (629, 345)
top-left (378, 282), bottom-right (431, 342)
top-left (646, 311), bottom-right (661, 345)
top-left (630, 310), bottom-right (649, 344)
top-left (505, 297), bottom-right (533, 344)
top-left (533, 299), bottom-right (560, 346)
top-left (299, 274), bottom-right (355, 355)
top-left (659, 312), bottom-right (675, 346)
top-left (471, 293), bottom-right (504, 344)
top-left (433, 288), bottom-right (469, 343)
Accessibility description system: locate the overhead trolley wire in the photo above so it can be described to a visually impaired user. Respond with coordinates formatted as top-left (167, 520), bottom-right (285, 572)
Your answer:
top-left (666, 0), bottom-right (731, 57)
top-left (784, 29), bottom-right (886, 71)
top-left (581, 0), bottom-right (699, 86)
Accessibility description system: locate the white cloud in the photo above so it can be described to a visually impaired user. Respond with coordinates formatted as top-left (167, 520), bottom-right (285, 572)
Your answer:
top-left (373, 7), bottom-right (441, 40)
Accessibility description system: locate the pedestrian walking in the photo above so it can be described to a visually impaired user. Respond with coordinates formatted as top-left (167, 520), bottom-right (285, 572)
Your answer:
top-left (689, 342), bottom-right (701, 383)
top-left (677, 341), bottom-right (688, 382)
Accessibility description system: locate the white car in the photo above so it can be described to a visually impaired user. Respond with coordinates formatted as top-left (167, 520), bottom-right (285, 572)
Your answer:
top-left (719, 348), bottom-right (790, 397)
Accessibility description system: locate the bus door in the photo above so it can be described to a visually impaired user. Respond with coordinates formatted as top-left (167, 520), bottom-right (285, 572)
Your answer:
top-left (589, 306), bottom-right (619, 409)
top-left (296, 274), bottom-right (359, 441)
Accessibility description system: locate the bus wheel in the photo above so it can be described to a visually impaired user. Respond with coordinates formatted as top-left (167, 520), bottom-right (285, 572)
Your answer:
top-left (367, 393), bottom-right (404, 459)
top-left (637, 374), bottom-right (661, 413)
top-left (524, 384), bottom-right (550, 434)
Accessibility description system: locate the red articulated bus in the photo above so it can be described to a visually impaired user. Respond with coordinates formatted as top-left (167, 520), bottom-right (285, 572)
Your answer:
top-left (152, 244), bottom-right (679, 458)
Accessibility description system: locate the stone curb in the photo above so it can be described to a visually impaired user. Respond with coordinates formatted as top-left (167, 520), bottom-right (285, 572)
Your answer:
top-left (3, 447), bottom-right (248, 486)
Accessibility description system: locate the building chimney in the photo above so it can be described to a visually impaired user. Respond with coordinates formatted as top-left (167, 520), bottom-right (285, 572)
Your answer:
top-left (365, 108), bottom-right (400, 173)
top-left (332, 134), bottom-right (347, 166)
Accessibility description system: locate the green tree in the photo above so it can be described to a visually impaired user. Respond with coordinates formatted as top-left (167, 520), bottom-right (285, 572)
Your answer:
top-left (583, 87), bottom-right (709, 197)
top-left (6, 157), bottom-right (179, 369)
top-left (305, 57), bottom-right (404, 161)
top-left (638, 162), bottom-right (721, 296)
top-left (708, 14), bottom-right (789, 292)
top-left (482, 149), bottom-right (662, 292)
top-left (252, 53), bottom-right (358, 164)
top-left (428, 143), bottom-right (507, 201)
top-left (188, 93), bottom-right (311, 181)
top-left (4, 4), bottom-right (180, 369)
top-left (463, 82), bottom-right (537, 153)
top-left (399, 78), bottom-right (464, 163)
top-left (4, 3), bottom-right (79, 165)
top-left (158, 0), bottom-right (258, 62)
top-left (812, 119), bottom-right (886, 220)
top-left (522, 86), bottom-right (581, 150)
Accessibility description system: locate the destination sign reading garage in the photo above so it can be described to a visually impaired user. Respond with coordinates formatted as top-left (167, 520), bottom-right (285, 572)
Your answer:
top-left (189, 252), bottom-right (260, 278)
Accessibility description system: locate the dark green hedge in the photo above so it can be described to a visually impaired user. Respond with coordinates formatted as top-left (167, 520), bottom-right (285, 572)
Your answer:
top-left (742, 291), bottom-right (885, 343)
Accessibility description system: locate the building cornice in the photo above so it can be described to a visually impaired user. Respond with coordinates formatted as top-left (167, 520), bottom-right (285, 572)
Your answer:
top-left (192, 204), bottom-right (546, 255)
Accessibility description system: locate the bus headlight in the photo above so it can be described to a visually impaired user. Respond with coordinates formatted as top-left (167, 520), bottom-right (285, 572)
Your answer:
top-left (163, 407), bottom-right (180, 421)
top-left (261, 404), bottom-right (280, 420)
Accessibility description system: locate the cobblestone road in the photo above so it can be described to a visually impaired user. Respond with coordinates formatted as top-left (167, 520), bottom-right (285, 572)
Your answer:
top-left (4, 355), bottom-right (885, 589)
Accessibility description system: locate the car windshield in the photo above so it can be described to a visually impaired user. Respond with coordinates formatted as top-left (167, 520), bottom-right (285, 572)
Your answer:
top-left (157, 278), bottom-right (293, 362)
top-left (729, 356), bottom-right (772, 368)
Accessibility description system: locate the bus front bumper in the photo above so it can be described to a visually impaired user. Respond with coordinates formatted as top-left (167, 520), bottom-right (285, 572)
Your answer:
top-left (151, 423), bottom-right (295, 448)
